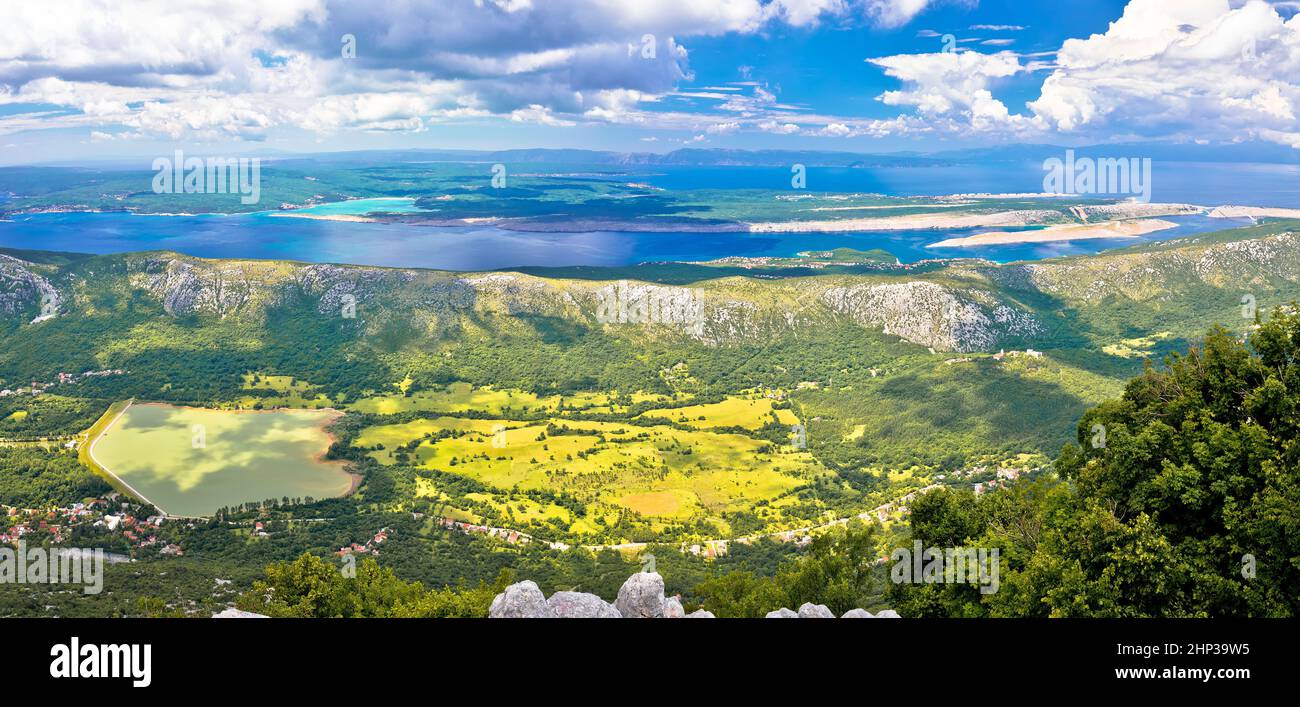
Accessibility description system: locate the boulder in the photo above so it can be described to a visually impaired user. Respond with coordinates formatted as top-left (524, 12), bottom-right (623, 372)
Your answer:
top-left (212, 608), bottom-right (267, 618)
top-left (841, 608), bottom-right (875, 618)
top-left (489, 581), bottom-right (556, 618)
top-left (662, 596), bottom-right (686, 618)
top-left (615, 571), bottom-right (666, 618)
top-left (765, 607), bottom-right (799, 618)
top-left (686, 609), bottom-right (716, 618)
top-left (798, 602), bottom-right (835, 619)
top-left (546, 591), bottom-right (620, 618)
top-left (874, 609), bottom-right (901, 618)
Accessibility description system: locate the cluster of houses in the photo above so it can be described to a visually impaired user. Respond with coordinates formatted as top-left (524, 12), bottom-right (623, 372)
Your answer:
top-left (0, 368), bottom-right (127, 397)
top-left (943, 350), bottom-right (1044, 367)
top-left (974, 467), bottom-right (1025, 495)
top-left (935, 465), bottom-right (1026, 495)
top-left (2, 496), bottom-right (182, 557)
top-left (993, 348), bottom-right (1044, 361)
top-left (334, 527), bottom-right (393, 557)
top-left (679, 483), bottom-right (946, 559)
top-left (433, 517), bottom-right (564, 548)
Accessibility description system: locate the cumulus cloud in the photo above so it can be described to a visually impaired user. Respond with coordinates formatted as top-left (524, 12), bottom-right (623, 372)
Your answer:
top-left (5, 0), bottom-right (1297, 150)
top-left (869, 49), bottom-right (1031, 131)
top-left (861, 0), bottom-right (1300, 147)
top-left (0, 0), bottom-right (867, 141)
top-left (758, 119), bottom-right (801, 134)
top-left (1025, 0), bottom-right (1300, 147)
top-left (764, 0), bottom-right (849, 26)
top-left (864, 0), bottom-right (936, 29)
top-left (509, 104), bottom-right (577, 126)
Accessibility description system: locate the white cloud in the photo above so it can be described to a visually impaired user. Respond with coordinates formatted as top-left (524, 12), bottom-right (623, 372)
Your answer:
top-left (858, 0), bottom-right (1300, 148)
top-left (6, 0), bottom-right (1297, 151)
top-left (0, 0), bottom-right (870, 142)
top-left (764, 0), bottom-right (848, 26)
top-left (864, 0), bottom-right (935, 29)
top-left (1027, 0), bottom-right (1300, 145)
top-left (869, 50), bottom-right (1030, 131)
top-left (758, 120), bottom-right (801, 134)
top-left (509, 104), bottom-right (577, 126)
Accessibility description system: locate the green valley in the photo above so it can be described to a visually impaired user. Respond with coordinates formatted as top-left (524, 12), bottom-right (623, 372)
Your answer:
top-left (2, 217), bottom-right (1300, 616)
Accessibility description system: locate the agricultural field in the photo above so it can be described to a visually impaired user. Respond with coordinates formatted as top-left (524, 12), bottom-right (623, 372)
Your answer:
top-left (347, 381), bottom-right (679, 416)
top-left (637, 395), bottom-right (799, 430)
top-left (353, 393), bottom-right (828, 540)
top-left (236, 374), bottom-right (336, 409)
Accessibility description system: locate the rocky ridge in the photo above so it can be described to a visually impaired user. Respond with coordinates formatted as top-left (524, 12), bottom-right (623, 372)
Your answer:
top-left (0, 254), bottom-right (60, 322)
top-left (106, 254), bottom-right (1045, 353)
top-left (6, 224), bottom-right (1299, 354)
top-left (488, 571), bottom-right (898, 619)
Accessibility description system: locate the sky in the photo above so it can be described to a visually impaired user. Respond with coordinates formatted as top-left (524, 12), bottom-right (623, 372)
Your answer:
top-left (1, 0), bottom-right (1299, 164)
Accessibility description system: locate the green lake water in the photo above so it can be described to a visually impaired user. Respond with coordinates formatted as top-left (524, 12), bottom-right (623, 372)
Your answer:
top-left (92, 404), bottom-right (352, 517)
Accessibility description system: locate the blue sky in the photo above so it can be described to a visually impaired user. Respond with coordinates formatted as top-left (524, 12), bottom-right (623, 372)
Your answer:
top-left (0, 1), bottom-right (1298, 164)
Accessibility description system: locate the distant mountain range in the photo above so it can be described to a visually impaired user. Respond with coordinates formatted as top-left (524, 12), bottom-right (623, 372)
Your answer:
top-left (19, 140), bottom-right (1300, 172)
top-left (275, 142), bottom-right (1300, 168)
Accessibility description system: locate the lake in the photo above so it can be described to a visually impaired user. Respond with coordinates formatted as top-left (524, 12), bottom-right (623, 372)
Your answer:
top-left (89, 403), bottom-right (353, 517)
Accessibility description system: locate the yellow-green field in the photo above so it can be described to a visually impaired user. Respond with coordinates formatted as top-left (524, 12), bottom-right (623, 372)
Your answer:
top-left (1102, 331), bottom-right (1174, 359)
top-left (637, 396), bottom-right (799, 430)
top-left (234, 373), bottom-right (335, 409)
top-left (347, 381), bottom-right (679, 416)
top-left (356, 394), bottom-right (823, 537)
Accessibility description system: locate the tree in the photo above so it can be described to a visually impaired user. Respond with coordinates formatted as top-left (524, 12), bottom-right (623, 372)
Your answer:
top-left (237, 552), bottom-right (510, 618)
top-left (891, 310), bottom-right (1300, 617)
top-left (694, 523), bottom-right (884, 617)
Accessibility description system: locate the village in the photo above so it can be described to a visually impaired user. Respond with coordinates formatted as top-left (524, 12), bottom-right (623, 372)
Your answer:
top-left (0, 368), bottom-right (127, 399)
top-left (334, 526), bottom-right (395, 557)
top-left (2, 494), bottom-right (184, 559)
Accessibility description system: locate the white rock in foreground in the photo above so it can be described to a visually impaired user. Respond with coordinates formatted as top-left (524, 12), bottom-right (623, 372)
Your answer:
top-left (615, 571), bottom-right (666, 618)
top-left (798, 602), bottom-right (835, 618)
top-left (662, 596), bottom-right (686, 618)
top-left (489, 581), bottom-right (556, 618)
top-left (547, 591), bottom-right (621, 618)
top-left (212, 608), bottom-right (268, 618)
top-left (765, 607), bottom-right (799, 618)
top-left (841, 608), bottom-right (875, 618)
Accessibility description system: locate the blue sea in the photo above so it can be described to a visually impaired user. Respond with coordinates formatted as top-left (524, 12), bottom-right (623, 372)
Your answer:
top-left (1, 163), bottom-right (1296, 271)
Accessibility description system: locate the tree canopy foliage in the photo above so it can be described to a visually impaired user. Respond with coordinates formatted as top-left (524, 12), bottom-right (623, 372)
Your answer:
top-left (891, 310), bottom-right (1300, 617)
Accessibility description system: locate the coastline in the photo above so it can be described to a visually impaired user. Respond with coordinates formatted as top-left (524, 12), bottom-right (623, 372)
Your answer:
top-left (1207, 205), bottom-right (1300, 219)
top-left (2, 198), bottom-right (1208, 235)
top-left (927, 218), bottom-right (1179, 248)
top-left (268, 212), bottom-right (377, 223)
